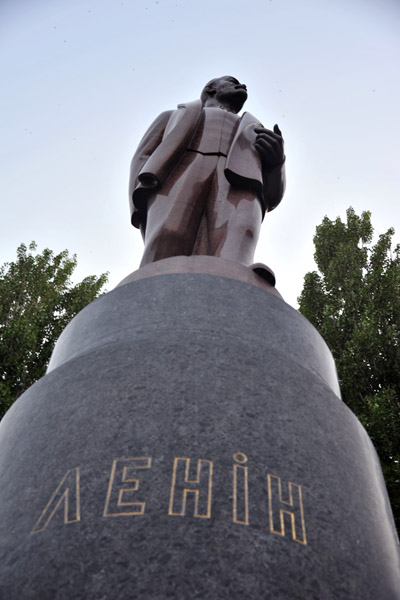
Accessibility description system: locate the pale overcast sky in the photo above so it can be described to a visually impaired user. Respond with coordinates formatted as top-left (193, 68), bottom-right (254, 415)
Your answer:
top-left (1, 0), bottom-right (399, 307)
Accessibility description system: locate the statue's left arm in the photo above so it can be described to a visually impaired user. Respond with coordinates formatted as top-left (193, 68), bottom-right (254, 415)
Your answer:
top-left (254, 124), bottom-right (286, 211)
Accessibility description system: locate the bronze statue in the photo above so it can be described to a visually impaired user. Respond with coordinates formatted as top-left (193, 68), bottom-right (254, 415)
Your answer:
top-left (129, 76), bottom-right (285, 269)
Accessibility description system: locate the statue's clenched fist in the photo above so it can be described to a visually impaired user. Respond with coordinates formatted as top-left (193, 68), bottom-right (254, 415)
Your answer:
top-left (254, 124), bottom-right (285, 170)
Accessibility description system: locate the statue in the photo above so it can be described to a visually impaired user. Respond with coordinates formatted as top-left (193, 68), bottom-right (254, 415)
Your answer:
top-left (129, 76), bottom-right (286, 270)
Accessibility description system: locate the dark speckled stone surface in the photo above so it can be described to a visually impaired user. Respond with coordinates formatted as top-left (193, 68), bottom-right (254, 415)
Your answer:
top-left (0, 273), bottom-right (399, 599)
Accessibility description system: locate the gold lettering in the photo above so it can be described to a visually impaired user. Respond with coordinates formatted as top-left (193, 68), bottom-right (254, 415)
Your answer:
top-left (103, 457), bottom-right (152, 517)
top-left (267, 474), bottom-right (307, 545)
top-left (168, 457), bottom-right (213, 518)
top-left (31, 467), bottom-right (80, 533)
top-left (233, 452), bottom-right (249, 525)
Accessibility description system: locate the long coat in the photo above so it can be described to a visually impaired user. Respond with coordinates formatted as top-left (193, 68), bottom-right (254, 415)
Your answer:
top-left (129, 100), bottom-right (285, 230)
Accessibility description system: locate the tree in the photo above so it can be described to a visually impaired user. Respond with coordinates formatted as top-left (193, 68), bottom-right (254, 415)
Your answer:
top-left (298, 207), bottom-right (400, 531)
top-left (0, 242), bottom-right (108, 418)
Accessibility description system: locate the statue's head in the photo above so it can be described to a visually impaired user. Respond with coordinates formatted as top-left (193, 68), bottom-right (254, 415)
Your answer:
top-left (200, 76), bottom-right (248, 113)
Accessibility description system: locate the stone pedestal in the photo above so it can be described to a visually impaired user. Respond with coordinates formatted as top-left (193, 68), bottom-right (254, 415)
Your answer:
top-left (0, 258), bottom-right (399, 599)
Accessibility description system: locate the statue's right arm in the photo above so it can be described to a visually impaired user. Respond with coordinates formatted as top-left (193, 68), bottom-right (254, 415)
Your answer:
top-left (129, 110), bottom-right (172, 197)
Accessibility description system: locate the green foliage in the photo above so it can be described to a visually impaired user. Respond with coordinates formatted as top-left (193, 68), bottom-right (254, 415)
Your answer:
top-left (0, 242), bottom-right (108, 418)
top-left (298, 208), bottom-right (400, 531)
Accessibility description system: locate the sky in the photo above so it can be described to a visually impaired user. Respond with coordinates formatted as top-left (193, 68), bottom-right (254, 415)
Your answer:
top-left (1, 0), bottom-right (400, 308)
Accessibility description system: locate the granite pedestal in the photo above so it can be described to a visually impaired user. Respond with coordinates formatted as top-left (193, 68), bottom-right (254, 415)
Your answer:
top-left (0, 258), bottom-right (399, 599)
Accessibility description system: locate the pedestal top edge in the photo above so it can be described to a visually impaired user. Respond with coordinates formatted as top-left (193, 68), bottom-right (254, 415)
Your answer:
top-left (116, 256), bottom-right (283, 300)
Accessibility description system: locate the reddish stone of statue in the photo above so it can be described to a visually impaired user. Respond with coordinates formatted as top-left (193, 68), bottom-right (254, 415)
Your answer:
top-left (129, 76), bottom-right (286, 270)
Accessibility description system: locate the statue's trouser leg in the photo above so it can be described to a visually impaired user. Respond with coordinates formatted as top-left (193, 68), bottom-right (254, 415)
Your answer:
top-left (140, 152), bottom-right (215, 266)
top-left (204, 157), bottom-right (262, 266)
top-left (140, 153), bottom-right (262, 267)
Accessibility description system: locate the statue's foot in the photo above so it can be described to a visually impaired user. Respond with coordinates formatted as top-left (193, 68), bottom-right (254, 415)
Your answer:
top-left (249, 262), bottom-right (276, 286)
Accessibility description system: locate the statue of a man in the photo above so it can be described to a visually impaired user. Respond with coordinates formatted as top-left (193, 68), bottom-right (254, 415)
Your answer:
top-left (129, 76), bottom-right (285, 268)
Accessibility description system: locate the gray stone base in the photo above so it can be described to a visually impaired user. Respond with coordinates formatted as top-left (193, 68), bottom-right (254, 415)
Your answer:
top-left (0, 266), bottom-right (399, 599)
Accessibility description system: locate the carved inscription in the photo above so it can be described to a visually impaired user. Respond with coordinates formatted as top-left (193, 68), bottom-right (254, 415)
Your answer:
top-left (168, 457), bottom-right (213, 518)
top-left (103, 457), bottom-right (152, 517)
top-left (31, 467), bottom-right (80, 533)
top-left (232, 452), bottom-right (249, 525)
top-left (267, 474), bottom-right (307, 545)
top-left (31, 454), bottom-right (307, 546)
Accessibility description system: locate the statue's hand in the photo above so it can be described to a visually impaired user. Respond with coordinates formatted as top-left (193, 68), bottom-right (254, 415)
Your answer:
top-left (254, 124), bottom-right (285, 170)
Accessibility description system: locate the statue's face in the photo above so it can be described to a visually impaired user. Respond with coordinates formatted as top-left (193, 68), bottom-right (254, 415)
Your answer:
top-left (213, 76), bottom-right (248, 112)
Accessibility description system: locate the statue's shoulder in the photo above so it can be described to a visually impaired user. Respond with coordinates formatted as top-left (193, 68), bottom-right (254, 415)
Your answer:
top-left (143, 110), bottom-right (174, 130)
top-left (177, 99), bottom-right (202, 111)
top-left (161, 100), bottom-right (203, 137)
